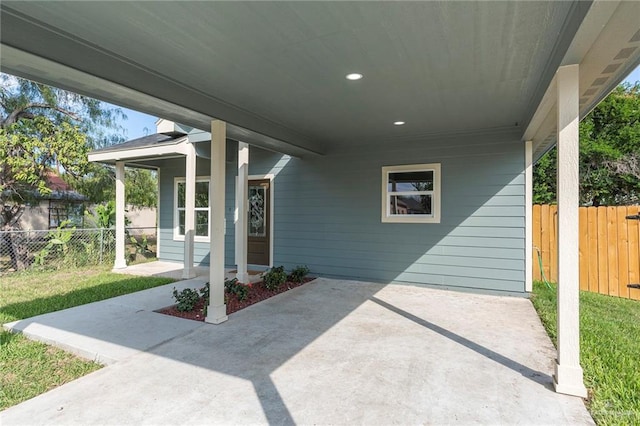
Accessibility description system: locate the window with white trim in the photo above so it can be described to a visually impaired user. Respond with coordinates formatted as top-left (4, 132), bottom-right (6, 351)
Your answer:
top-left (381, 163), bottom-right (441, 223)
top-left (174, 177), bottom-right (210, 241)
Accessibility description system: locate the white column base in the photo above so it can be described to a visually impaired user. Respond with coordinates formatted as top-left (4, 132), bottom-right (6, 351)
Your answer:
top-left (182, 270), bottom-right (197, 279)
top-left (205, 304), bottom-right (228, 324)
top-left (235, 271), bottom-right (249, 283)
top-left (554, 362), bottom-right (587, 398)
top-left (113, 259), bottom-right (128, 270)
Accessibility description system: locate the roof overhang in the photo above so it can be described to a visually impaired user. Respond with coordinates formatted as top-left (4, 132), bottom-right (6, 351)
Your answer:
top-left (1, 1), bottom-right (638, 156)
top-left (88, 135), bottom-right (188, 165)
top-left (0, 44), bottom-right (323, 158)
top-left (524, 0), bottom-right (640, 160)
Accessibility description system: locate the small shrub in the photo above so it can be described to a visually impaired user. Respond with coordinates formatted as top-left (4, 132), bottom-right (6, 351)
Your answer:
top-left (288, 265), bottom-right (310, 283)
top-left (200, 282), bottom-right (210, 303)
top-left (263, 266), bottom-right (287, 290)
top-left (225, 278), bottom-right (250, 301)
top-left (201, 279), bottom-right (251, 306)
top-left (172, 287), bottom-right (200, 312)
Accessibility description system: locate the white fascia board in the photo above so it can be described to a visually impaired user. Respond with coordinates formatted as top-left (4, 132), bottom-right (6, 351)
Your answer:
top-left (88, 140), bottom-right (188, 163)
top-left (523, 77), bottom-right (557, 144)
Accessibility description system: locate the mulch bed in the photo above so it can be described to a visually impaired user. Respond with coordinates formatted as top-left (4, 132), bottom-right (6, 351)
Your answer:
top-left (156, 277), bottom-right (315, 321)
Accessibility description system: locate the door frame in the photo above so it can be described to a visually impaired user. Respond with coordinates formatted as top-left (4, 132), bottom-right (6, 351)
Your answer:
top-left (248, 173), bottom-right (274, 267)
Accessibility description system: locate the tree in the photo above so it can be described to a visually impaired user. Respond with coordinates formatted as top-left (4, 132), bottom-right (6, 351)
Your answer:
top-left (533, 82), bottom-right (640, 205)
top-left (0, 74), bottom-right (125, 269)
top-left (68, 165), bottom-right (158, 208)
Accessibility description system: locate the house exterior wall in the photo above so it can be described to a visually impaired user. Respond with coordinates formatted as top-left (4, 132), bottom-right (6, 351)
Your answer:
top-left (20, 201), bottom-right (50, 230)
top-left (157, 134), bottom-right (526, 294)
top-left (156, 155), bottom-right (236, 266)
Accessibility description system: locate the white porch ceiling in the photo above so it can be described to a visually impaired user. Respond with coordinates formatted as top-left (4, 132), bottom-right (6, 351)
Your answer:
top-left (1, 1), bottom-right (638, 157)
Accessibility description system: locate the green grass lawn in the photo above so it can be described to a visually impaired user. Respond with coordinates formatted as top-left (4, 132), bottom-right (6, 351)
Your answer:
top-left (531, 282), bottom-right (640, 425)
top-left (0, 265), bottom-right (174, 411)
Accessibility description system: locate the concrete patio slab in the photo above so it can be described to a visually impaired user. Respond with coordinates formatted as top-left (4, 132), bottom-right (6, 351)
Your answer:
top-left (1, 278), bottom-right (593, 425)
top-left (115, 260), bottom-right (263, 283)
top-left (3, 278), bottom-right (207, 365)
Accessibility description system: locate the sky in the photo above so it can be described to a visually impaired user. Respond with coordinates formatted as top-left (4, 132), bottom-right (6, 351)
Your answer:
top-left (115, 64), bottom-right (640, 140)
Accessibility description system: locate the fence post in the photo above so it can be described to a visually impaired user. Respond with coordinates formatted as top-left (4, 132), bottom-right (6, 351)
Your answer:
top-left (99, 228), bottom-right (104, 264)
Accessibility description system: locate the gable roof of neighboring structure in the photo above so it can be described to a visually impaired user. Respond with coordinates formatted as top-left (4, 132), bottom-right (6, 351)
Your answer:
top-left (42, 171), bottom-right (87, 201)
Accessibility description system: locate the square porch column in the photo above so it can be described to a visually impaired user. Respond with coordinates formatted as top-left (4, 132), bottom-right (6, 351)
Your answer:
top-left (525, 140), bottom-right (533, 293)
top-left (554, 64), bottom-right (587, 398)
top-left (235, 142), bottom-right (249, 283)
top-left (206, 120), bottom-right (228, 324)
top-left (183, 142), bottom-right (196, 279)
top-left (113, 161), bottom-right (127, 269)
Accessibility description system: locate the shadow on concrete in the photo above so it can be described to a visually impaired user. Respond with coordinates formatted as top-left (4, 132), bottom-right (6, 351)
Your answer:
top-left (370, 296), bottom-right (553, 390)
top-left (1, 278), bottom-right (592, 424)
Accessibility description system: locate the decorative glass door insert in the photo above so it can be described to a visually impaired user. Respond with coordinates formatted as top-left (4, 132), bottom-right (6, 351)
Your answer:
top-left (248, 184), bottom-right (266, 237)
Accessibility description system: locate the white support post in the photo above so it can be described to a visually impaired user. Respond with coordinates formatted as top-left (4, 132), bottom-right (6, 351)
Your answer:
top-left (525, 140), bottom-right (533, 293)
top-left (156, 168), bottom-right (161, 258)
top-left (206, 120), bottom-right (228, 324)
top-left (235, 142), bottom-right (249, 283)
top-left (554, 64), bottom-right (587, 398)
top-left (114, 161), bottom-right (127, 269)
top-left (183, 143), bottom-right (196, 279)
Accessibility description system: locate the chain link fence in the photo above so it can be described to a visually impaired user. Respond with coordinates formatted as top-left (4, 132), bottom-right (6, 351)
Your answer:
top-left (0, 227), bottom-right (157, 274)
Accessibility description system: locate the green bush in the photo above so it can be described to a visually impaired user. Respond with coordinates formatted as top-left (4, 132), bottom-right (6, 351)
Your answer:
top-left (224, 278), bottom-right (250, 301)
top-left (263, 266), bottom-right (287, 290)
top-left (172, 287), bottom-right (200, 312)
top-left (288, 265), bottom-right (310, 283)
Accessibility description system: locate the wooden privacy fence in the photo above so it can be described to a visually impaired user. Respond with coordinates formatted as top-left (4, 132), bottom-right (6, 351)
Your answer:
top-left (533, 204), bottom-right (640, 300)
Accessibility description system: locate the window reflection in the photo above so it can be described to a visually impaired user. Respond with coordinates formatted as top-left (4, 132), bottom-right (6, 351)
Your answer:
top-left (387, 171), bottom-right (434, 192)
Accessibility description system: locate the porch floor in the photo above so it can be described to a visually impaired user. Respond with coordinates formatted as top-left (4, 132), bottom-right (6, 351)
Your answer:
top-left (114, 260), bottom-right (263, 283)
top-left (1, 278), bottom-right (593, 424)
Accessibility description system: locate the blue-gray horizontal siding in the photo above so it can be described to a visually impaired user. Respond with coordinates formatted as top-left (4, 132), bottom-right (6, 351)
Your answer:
top-left (249, 136), bottom-right (525, 294)
top-left (157, 156), bottom-right (235, 266)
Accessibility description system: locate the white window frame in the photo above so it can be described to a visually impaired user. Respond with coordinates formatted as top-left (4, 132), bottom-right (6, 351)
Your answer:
top-left (381, 163), bottom-right (441, 223)
top-left (174, 176), bottom-right (211, 242)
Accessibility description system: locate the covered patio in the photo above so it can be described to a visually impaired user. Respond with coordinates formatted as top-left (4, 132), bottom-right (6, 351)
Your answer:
top-left (1, 278), bottom-right (593, 424)
top-left (2, 1), bottom-right (640, 400)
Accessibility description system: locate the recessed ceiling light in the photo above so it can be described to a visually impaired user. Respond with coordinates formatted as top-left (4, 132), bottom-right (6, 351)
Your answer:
top-left (346, 73), bottom-right (363, 81)
top-left (394, 121), bottom-right (405, 126)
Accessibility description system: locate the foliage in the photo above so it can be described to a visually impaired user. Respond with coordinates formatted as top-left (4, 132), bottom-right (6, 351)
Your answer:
top-left (1, 265), bottom-right (173, 410)
top-left (0, 74), bottom-right (124, 208)
top-left (531, 282), bottom-right (640, 425)
top-left (34, 221), bottom-right (74, 266)
top-left (224, 278), bottom-right (250, 301)
top-left (0, 117), bottom-right (89, 205)
top-left (533, 82), bottom-right (640, 206)
top-left (129, 234), bottom-right (151, 256)
top-left (172, 287), bottom-right (201, 312)
top-left (263, 265), bottom-right (287, 290)
top-left (288, 265), bottom-right (310, 283)
top-left (200, 282), bottom-right (210, 303)
top-left (91, 201), bottom-right (117, 229)
top-left (68, 165), bottom-right (158, 208)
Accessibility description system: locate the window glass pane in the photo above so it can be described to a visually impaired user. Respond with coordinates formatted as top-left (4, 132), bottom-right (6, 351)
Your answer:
top-left (178, 210), bottom-right (185, 235)
top-left (68, 203), bottom-right (84, 227)
top-left (389, 194), bottom-right (432, 215)
top-left (248, 185), bottom-right (266, 237)
top-left (195, 181), bottom-right (209, 208)
top-left (195, 211), bottom-right (209, 237)
top-left (388, 171), bottom-right (434, 192)
top-left (177, 182), bottom-right (185, 208)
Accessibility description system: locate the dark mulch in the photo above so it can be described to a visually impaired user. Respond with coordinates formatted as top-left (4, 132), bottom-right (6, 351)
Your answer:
top-left (157, 277), bottom-right (315, 321)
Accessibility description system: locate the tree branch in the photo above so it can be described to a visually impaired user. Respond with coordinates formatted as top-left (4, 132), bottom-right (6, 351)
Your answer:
top-left (1, 102), bottom-right (81, 127)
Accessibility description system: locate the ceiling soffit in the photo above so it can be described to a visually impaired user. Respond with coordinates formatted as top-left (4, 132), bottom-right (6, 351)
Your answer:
top-left (0, 2), bottom-right (598, 151)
